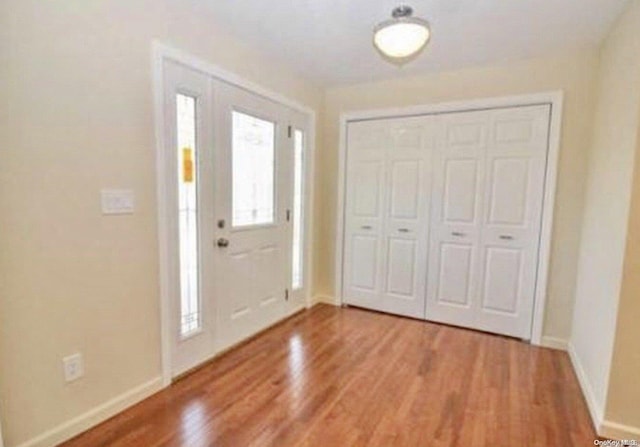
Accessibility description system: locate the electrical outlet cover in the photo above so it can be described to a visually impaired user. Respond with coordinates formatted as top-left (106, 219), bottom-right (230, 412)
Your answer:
top-left (63, 353), bottom-right (84, 382)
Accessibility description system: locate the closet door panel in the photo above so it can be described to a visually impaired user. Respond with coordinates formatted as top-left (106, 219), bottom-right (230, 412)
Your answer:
top-left (378, 118), bottom-right (434, 318)
top-left (425, 111), bottom-right (488, 326)
top-left (343, 117), bottom-right (434, 318)
top-left (342, 121), bottom-right (388, 305)
top-left (476, 105), bottom-right (550, 338)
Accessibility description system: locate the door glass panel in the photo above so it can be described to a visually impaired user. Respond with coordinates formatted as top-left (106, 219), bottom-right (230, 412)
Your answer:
top-left (176, 94), bottom-right (201, 337)
top-left (292, 129), bottom-right (305, 289)
top-left (232, 111), bottom-right (276, 227)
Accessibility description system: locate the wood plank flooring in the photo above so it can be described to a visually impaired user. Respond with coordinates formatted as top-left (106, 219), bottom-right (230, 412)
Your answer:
top-left (59, 304), bottom-right (598, 446)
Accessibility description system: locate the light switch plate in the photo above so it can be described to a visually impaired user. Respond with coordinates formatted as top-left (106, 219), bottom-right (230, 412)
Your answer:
top-left (101, 189), bottom-right (135, 215)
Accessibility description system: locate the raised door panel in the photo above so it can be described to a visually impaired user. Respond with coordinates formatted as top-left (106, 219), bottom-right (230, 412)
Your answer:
top-left (353, 161), bottom-right (384, 218)
top-left (218, 245), bottom-right (256, 344)
top-left (389, 160), bottom-right (420, 220)
top-left (480, 246), bottom-right (523, 315)
top-left (385, 237), bottom-right (417, 298)
top-left (436, 242), bottom-right (474, 308)
top-left (254, 243), bottom-right (284, 326)
top-left (486, 157), bottom-right (530, 227)
top-left (350, 235), bottom-right (380, 291)
top-left (446, 121), bottom-right (486, 148)
top-left (442, 159), bottom-right (480, 224)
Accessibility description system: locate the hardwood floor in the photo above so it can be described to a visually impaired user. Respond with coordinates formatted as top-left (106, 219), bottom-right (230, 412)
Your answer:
top-left (59, 304), bottom-right (598, 447)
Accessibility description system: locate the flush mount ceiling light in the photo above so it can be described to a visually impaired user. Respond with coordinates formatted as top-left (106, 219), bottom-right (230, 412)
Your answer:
top-left (373, 5), bottom-right (431, 61)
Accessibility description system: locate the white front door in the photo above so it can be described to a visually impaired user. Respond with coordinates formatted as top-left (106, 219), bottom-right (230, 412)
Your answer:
top-left (212, 81), bottom-right (292, 350)
top-left (163, 61), bottom-right (310, 378)
top-left (426, 105), bottom-right (550, 338)
top-left (343, 116), bottom-right (434, 318)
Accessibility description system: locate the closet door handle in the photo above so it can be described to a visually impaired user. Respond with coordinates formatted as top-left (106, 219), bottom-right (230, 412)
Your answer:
top-left (451, 231), bottom-right (466, 237)
top-left (499, 235), bottom-right (514, 240)
top-left (398, 228), bottom-right (410, 233)
top-left (361, 225), bottom-right (373, 230)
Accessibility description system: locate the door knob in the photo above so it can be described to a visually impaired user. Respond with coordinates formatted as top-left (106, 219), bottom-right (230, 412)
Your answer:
top-left (217, 238), bottom-right (229, 248)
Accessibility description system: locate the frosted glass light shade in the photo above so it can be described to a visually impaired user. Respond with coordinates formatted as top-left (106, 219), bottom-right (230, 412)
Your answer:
top-left (374, 18), bottom-right (431, 58)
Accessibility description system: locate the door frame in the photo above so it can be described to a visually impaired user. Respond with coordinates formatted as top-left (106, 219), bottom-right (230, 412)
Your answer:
top-left (152, 42), bottom-right (317, 386)
top-left (334, 91), bottom-right (564, 346)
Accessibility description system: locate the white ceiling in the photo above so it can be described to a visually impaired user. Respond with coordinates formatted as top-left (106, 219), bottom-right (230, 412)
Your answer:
top-left (199, 0), bottom-right (629, 86)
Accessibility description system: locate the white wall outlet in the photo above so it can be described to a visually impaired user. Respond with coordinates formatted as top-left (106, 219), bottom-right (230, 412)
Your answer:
top-left (101, 189), bottom-right (135, 215)
top-left (62, 353), bottom-right (84, 383)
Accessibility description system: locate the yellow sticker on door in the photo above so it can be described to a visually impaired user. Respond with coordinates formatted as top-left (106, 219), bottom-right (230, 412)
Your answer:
top-left (182, 147), bottom-right (194, 183)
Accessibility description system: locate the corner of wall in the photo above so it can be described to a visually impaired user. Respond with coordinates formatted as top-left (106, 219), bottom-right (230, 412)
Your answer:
top-left (567, 342), bottom-right (604, 432)
top-left (311, 295), bottom-right (338, 307)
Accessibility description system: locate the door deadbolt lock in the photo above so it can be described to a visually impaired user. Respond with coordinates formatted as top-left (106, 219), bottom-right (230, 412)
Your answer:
top-left (217, 238), bottom-right (230, 248)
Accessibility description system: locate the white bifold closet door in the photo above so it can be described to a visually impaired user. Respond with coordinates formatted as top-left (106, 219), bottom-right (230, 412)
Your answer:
top-left (342, 104), bottom-right (551, 339)
top-left (426, 105), bottom-right (550, 338)
top-left (343, 117), bottom-right (435, 319)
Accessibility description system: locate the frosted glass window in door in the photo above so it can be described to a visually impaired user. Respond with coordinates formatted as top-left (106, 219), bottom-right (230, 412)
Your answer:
top-left (176, 93), bottom-right (201, 337)
top-left (232, 111), bottom-right (276, 227)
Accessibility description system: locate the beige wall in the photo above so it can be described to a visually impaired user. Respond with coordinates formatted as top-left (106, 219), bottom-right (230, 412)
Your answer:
top-left (0, 1), bottom-right (321, 445)
top-left (607, 111), bottom-right (640, 431)
top-left (318, 49), bottom-right (600, 341)
top-left (604, 1), bottom-right (640, 431)
top-left (570, 0), bottom-right (640, 429)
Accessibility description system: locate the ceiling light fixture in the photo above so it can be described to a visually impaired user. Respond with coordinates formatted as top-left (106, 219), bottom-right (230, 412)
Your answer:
top-left (373, 5), bottom-right (431, 62)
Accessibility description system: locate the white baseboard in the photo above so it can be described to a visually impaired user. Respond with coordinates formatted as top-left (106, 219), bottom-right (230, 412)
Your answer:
top-left (600, 420), bottom-right (640, 440)
top-left (567, 342), bottom-right (604, 435)
top-left (311, 295), bottom-right (337, 306)
top-left (15, 376), bottom-right (163, 447)
top-left (540, 336), bottom-right (568, 351)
